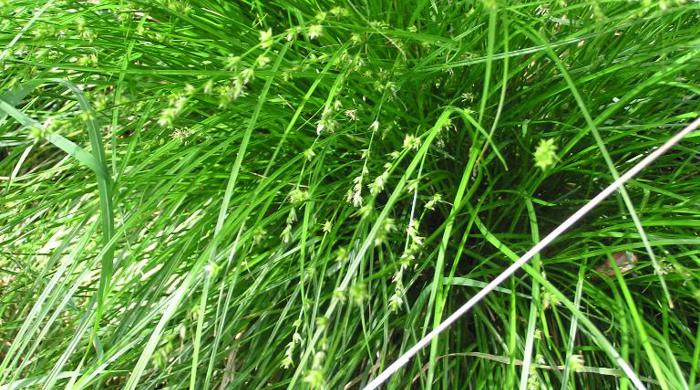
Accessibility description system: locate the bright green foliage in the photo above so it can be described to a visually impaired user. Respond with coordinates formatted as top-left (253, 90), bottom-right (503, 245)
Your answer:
top-left (1, 1), bottom-right (699, 389)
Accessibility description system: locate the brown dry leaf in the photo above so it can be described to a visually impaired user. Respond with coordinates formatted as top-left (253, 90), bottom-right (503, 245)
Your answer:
top-left (595, 251), bottom-right (638, 277)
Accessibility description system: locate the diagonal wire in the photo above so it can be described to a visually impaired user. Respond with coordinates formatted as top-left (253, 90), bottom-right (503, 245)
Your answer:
top-left (364, 116), bottom-right (700, 390)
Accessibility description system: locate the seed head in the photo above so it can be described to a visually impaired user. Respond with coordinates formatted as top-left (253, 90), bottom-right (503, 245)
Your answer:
top-left (322, 220), bottom-right (332, 233)
top-left (534, 138), bottom-right (558, 170)
top-left (307, 25), bottom-right (323, 40)
top-left (569, 354), bottom-right (585, 372)
top-left (259, 28), bottom-right (273, 48)
top-left (256, 55), bottom-right (271, 67)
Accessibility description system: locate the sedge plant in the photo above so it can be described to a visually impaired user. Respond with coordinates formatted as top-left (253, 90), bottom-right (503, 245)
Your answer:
top-left (1, 0), bottom-right (699, 389)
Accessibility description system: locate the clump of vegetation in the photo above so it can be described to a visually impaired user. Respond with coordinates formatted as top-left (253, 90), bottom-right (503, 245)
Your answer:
top-left (1, 1), bottom-right (699, 389)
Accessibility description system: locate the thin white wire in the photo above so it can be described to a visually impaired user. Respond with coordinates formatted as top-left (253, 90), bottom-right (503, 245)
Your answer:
top-left (364, 117), bottom-right (700, 390)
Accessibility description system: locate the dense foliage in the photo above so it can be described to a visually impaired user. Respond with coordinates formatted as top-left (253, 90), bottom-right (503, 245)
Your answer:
top-left (1, 0), bottom-right (699, 389)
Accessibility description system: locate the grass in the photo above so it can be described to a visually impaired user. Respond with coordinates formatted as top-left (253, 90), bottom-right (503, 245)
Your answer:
top-left (1, 0), bottom-right (699, 389)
